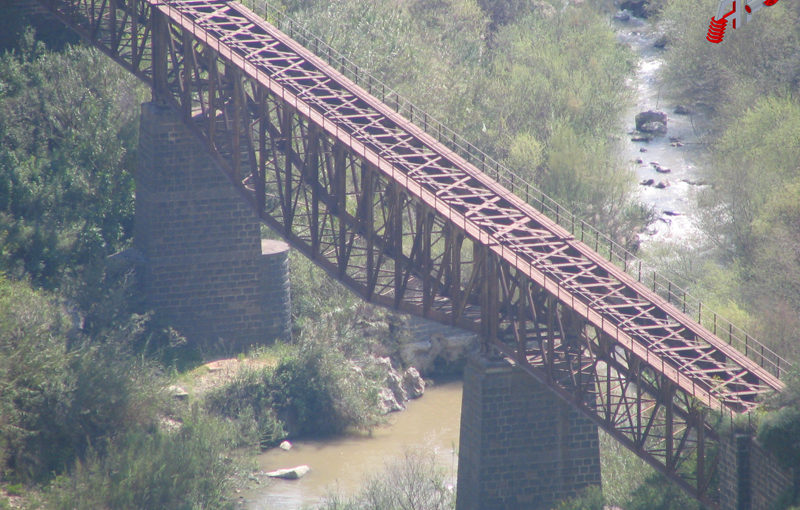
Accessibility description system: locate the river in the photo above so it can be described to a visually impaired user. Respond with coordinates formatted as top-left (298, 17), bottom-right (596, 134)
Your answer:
top-left (614, 13), bottom-right (710, 247)
top-left (243, 380), bottom-right (463, 509)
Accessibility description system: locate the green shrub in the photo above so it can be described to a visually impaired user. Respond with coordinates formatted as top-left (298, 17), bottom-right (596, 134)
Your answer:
top-left (207, 337), bottom-right (381, 441)
top-left (757, 406), bottom-right (800, 469)
top-left (269, 340), bottom-right (380, 437)
top-left (318, 450), bottom-right (455, 510)
top-left (45, 416), bottom-right (237, 510)
top-left (4, 484), bottom-right (22, 496)
top-left (205, 366), bottom-right (287, 448)
top-left (0, 277), bottom-right (158, 482)
top-left (0, 39), bottom-right (145, 290)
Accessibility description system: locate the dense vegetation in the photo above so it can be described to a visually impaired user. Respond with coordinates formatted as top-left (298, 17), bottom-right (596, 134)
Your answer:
top-left (2, 0), bottom-right (798, 507)
top-left (657, 0), bottom-right (800, 506)
top-left (270, 0), bottom-right (646, 240)
top-left (659, 0), bottom-right (800, 364)
top-left (205, 325), bottom-right (384, 446)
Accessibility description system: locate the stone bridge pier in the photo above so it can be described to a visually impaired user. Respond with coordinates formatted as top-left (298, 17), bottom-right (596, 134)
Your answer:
top-left (456, 355), bottom-right (602, 510)
top-left (133, 102), bottom-right (291, 351)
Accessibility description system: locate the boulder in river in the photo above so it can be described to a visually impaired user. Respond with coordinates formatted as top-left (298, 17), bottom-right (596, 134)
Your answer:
top-left (403, 367), bottom-right (425, 399)
top-left (635, 110), bottom-right (667, 131)
top-left (378, 387), bottom-right (405, 414)
top-left (265, 465), bottom-right (310, 480)
top-left (386, 369), bottom-right (408, 404)
top-left (279, 441), bottom-right (292, 451)
top-left (640, 121), bottom-right (667, 135)
top-left (374, 357), bottom-right (426, 413)
top-left (674, 104), bottom-right (691, 115)
top-left (654, 165), bottom-right (671, 174)
top-left (654, 180), bottom-right (670, 189)
top-left (640, 178), bottom-right (654, 186)
top-left (681, 178), bottom-right (708, 186)
top-left (653, 34), bottom-right (668, 48)
top-left (398, 316), bottom-right (478, 375)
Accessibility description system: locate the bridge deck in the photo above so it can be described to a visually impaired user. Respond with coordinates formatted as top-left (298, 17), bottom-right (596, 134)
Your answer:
top-left (37, 0), bottom-right (794, 503)
top-left (148, 0), bottom-right (781, 412)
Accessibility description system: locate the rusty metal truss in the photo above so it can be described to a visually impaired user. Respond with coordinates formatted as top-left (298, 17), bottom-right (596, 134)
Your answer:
top-left (37, 0), bottom-right (787, 505)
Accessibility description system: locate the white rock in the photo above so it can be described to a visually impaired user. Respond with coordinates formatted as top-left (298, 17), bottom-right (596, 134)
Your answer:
top-left (167, 385), bottom-right (189, 399)
top-left (386, 370), bottom-right (408, 403)
top-left (265, 465), bottom-right (310, 480)
top-left (399, 340), bottom-right (434, 371)
top-left (403, 367), bottom-right (426, 399)
top-left (378, 387), bottom-right (405, 414)
top-left (279, 440), bottom-right (292, 451)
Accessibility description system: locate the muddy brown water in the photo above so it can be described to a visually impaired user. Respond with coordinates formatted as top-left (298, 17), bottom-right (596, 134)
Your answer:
top-left (243, 380), bottom-right (463, 510)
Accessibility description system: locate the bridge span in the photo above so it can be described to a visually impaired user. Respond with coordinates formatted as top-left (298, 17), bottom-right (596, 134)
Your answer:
top-left (37, 0), bottom-right (791, 507)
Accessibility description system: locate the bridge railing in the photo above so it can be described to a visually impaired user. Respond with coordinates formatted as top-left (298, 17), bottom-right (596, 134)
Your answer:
top-left (237, 0), bottom-right (790, 380)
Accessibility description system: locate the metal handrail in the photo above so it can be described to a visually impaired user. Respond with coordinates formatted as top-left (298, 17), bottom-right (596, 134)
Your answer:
top-left (237, 0), bottom-right (791, 379)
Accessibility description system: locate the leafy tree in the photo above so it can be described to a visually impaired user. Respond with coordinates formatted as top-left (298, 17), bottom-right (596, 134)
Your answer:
top-left (0, 31), bottom-right (146, 290)
top-left (0, 277), bottom-right (156, 482)
top-left (478, 0), bottom-right (539, 28)
top-left (482, 7), bottom-right (645, 238)
top-left (661, 0), bottom-right (800, 119)
top-left (555, 486), bottom-right (606, 510)
top-left (692, 95), bottom-right (800, 359)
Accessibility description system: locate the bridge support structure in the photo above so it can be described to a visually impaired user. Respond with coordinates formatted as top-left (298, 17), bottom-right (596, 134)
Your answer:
top-left (457, 354), bottom-right (601, 510)
top-left (38, 1), bottom-right (790, 507)
top-left (719, 433), bottom-right (797, 510)
top-left (134, 102), bottom-right (291, 351)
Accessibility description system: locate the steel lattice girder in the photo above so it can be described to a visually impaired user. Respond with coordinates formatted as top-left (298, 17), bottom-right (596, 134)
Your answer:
top-left (38, 0), bottom-right (786, 505)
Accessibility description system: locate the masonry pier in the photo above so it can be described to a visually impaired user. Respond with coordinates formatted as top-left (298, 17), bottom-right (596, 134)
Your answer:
top-left (456, 355), bottom-right (602, 510)
top-left (134, 102), bottom-right (291, 351)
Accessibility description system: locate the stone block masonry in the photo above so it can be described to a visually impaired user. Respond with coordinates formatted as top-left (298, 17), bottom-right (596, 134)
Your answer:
top-left (457, 355), bottom-right (601, 510)
top-left (719, 433), bottom-right (796, 510)
top-left (134, 102), bottom-right (291, 351)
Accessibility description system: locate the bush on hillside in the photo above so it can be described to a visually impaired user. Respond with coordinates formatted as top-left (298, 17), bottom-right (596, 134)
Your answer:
top-left (0, 277), bottom-right (157, 482)
top-left (206, 333), bottom-right (382, 444)
top-left (0, 31), bottom-right (145, 291)
top-left (44, 416), bottom-right (237, 510)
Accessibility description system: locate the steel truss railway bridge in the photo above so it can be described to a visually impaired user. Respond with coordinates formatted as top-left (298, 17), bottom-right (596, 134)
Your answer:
top-left (35, 0), bottom-right (790, 507)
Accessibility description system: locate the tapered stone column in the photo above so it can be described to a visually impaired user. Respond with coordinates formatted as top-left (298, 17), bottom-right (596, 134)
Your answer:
top-left (134, 102), bottom-right (290, 351)
top-left (456, 355), bottom-right (601, 510)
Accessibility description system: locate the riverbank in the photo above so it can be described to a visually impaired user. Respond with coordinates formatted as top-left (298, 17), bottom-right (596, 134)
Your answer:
top-left (243, 379), bottom-right (462, 510)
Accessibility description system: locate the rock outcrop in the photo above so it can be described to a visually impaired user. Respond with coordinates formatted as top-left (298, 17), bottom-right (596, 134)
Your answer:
top-left (397, 316), bottom-right (479, 375)
top-left (375, 357), bottom-right (427, 414)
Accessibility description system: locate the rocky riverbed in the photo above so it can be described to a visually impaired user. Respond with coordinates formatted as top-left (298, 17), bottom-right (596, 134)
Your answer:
top-left (613, 5), bottom-right (711, 248)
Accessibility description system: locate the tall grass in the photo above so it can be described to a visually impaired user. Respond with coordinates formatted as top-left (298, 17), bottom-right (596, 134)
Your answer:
top-left (45, 416), bottom-right (238, 510)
